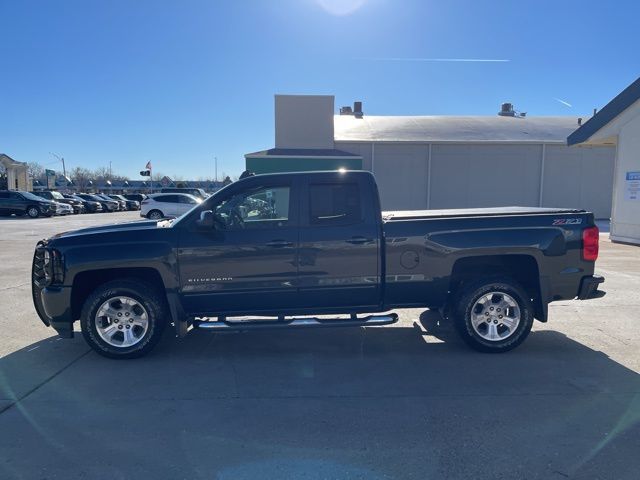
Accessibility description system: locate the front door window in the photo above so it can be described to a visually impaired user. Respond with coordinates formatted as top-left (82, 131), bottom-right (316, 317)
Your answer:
top-left (214, 186), bottom-right (290, 230)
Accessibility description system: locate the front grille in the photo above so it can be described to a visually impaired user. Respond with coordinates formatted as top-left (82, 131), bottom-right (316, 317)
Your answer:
top-left (32, 242), bottom-right (49, 288)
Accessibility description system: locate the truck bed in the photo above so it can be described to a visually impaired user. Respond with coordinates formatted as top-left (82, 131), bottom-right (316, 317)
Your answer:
top-left (383, 206), bottom-right (585, 221)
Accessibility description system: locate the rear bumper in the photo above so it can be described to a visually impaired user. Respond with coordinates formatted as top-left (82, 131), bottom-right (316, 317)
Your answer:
top-left (577, 274), bottom-right (605, 300)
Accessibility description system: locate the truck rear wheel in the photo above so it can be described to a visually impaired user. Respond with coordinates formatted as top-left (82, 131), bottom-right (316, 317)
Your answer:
top-left (452, 276), bottom-right (534, 353)
top-left (80, 279), bottom-right (168, 359)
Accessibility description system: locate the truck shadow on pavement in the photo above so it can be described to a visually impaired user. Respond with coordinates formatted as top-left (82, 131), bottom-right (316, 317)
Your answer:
top-left (1, 311), bottom-right (639, 480)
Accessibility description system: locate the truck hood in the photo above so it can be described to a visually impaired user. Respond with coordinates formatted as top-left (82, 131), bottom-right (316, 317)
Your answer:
top-left (49, 220), bottom-right (163, 241)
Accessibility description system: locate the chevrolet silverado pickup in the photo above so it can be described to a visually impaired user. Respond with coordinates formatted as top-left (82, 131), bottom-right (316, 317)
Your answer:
top-left (32, 171), bottom-right (605, 358)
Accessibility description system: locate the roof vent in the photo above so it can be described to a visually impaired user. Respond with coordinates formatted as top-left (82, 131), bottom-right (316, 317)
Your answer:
top-left (498, 102), bottom-right (515, 117)
top-left (353, 101), bottom-right (363, 118)
top-left (340, 106), bottom-right (353, 115)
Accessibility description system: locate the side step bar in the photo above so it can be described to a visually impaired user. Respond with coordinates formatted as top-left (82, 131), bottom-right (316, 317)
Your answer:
top-left (193, 313), bottom-right (398, 332)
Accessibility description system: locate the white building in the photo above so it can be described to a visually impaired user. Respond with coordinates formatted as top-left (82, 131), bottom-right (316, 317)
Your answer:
top-left (246, 95), bottom-right (615, 218)
top-left (0, 154), bottom-right (30, 191)
top-left (568, 76), bottom-right (640, 245)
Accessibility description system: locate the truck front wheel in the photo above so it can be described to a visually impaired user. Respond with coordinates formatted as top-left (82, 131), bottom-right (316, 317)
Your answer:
top-left (452, 276), bottom-right (534, 353)
top-left (80, 279), bottom-right (168, 359)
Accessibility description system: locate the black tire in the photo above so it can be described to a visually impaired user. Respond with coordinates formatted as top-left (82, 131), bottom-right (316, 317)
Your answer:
top-left (452, 276), bottom-right (534, 353)
top-left (147, 210), bottom-right (163, 220)
top-left (26, 206), bottom-right (40, 218)
top-left (80, 279), bottom-right (168, 359)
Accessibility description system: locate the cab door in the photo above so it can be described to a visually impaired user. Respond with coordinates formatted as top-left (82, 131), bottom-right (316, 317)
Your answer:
top-left (177, 178), bottom-right (300, 315)
top-left (298, 175), bottom-right (381, 309)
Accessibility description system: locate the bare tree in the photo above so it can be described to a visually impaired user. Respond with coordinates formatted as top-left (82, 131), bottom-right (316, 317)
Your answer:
top-left (27, 162), bottom-right (45, 180)
top-left (92, 166), bottom-right (110, 181)
top-left (71, 167), bottom-right (92, 191)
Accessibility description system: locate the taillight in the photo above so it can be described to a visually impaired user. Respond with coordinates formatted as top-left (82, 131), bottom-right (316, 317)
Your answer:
top-left (141, 200), bottom-right (149, 205)
top-left (582, 226), bottom-right (599, 261)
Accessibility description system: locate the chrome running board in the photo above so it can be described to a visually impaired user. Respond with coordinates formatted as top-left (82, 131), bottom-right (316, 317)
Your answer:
top-left (193, 313), bottom-right (398, 331)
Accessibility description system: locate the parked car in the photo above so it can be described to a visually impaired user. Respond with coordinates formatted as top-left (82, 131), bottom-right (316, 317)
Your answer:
top-left (54, 202), bottom-right (74, 215)
top-left (95, 194), bottom-right (125, 211)
top-left (33, 191), bottom-right (85, 214)
top-left (141, 193), bottom-right (201, 219)
top-left (159, 187), bottom-right (208, 200)
top-left (32, 171), bottom-right (605, 359)
top-left (0, 190), bottom-right (57, 218)
top-left (108, 194), bottom-right (140, 210)
top-left (63, 194), bottom-right (103, 213)
top-left (75, 194), bottom-right (118, 212)
top-left (123, 193), bottom-right (146, 203)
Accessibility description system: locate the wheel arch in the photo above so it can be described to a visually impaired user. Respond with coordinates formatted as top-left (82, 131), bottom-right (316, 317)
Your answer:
top-left (448, 254), bottom-right (547, 322)
top-left (71, 267), bottom-right (169, 321)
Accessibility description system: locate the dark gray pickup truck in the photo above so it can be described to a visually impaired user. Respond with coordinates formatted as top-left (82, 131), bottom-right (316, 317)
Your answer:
top-left (32, 171), bottom-right (604, 358)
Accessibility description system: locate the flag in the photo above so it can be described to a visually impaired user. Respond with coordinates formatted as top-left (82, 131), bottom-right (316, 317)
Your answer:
top-left (145, 161), bottom-right (152, 170)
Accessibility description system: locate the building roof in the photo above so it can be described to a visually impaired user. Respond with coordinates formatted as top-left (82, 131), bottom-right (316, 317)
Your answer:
top-left (334, 115), bottom-right (585, 144)
top-left (567, 76), bottom-right (640, 146)
top-left (0, 153), bottom-right (27, 168)
top-left (245, 148), bottom-right (361, 158)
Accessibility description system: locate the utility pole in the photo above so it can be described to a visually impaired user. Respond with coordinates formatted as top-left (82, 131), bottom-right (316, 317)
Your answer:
top-left (109, 161), bottom-right (112, 179)
top-left (214, 156), bottom-right (218, 183)
top-left (49, 152), bottom-right (66, 178)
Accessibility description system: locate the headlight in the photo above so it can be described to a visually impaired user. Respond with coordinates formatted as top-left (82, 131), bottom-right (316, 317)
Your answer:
top-left (43, 249), bottom-right (64, 285)
top-left (43, 250), bottom-right (51, 283)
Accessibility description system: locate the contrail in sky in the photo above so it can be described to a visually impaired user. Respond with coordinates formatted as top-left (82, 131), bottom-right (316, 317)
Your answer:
top-left (362, 57), bottom-right (510, 63)
top-left (554, 98), bottom-right (573, 108)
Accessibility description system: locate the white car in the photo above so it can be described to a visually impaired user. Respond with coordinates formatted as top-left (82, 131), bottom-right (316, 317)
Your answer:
top-left (140, 193), bottom-right (202, 220)
top-left (54, 202), bottom-right (74, 216)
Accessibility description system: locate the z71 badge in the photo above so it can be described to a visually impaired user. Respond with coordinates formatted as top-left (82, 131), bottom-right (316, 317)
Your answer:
top-left (552, 218), bottom-right (582, 225)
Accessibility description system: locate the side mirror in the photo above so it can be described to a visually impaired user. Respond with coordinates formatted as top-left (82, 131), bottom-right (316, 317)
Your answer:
top-left (196, 210), bottom-right (215, 228)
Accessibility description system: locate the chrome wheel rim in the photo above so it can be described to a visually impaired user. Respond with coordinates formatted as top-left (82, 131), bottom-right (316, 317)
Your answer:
top-left (28, 207), bottom-right (39, 217)
top-left (470, 291), bottom-right (521, 342)
top-left (95, 296), bottom-right (149, 348)
top-left (149, 211), bottom-right (162, 220)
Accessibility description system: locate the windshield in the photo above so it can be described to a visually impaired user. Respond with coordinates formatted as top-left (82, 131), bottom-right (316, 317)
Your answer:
top-left (50, 191), bottom-right (64, 199)
top-left (81, 195), bottom-right (102, 201)
top-left (171, 182), bottom-right (235, 227)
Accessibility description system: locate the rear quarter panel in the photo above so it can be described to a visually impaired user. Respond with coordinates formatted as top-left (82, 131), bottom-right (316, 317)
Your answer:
top-left (383, 212), bottom-right (595, 308)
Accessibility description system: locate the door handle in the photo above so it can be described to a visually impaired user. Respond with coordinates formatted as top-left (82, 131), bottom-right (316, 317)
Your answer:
top-left (266, 240), bottom-right (293, 248)
top-left (346, 236), bottom-right (373, 245)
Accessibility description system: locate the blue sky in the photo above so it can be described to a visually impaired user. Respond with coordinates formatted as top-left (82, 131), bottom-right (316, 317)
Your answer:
top-left (1, 0), bottom-right (638, 179)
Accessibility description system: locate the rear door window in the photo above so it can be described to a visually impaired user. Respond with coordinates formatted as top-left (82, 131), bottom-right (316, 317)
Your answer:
top-left (309, 183), bottom-right (361, 226)
top-left (154, 195), bottom-right (177, 203)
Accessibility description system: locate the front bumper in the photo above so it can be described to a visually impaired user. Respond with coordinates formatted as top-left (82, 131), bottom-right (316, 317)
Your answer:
top-left (577, 274), bottom-right (605, 300)
top-left (41, 205), bottom-right (56, 216)
top-left (32, 243), bottom-right (74, 338)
